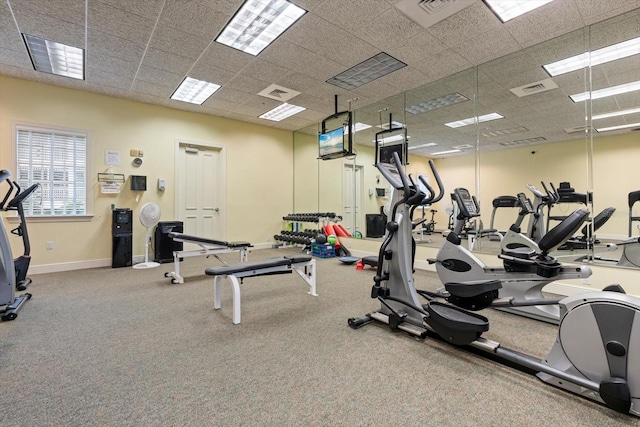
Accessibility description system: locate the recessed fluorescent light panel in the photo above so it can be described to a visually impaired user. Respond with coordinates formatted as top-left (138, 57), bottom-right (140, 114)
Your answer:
top-left (445, 113), bottom-right (504, 128)
top-left (405, 92), bottom-right (469, 114)
top-left (570, 80), bottom-right (640, 102)
top-left (374, 134), bottom-right (409, 144)
top-left (22, 34), bottom-right (84, 80)
top-left (216, 0), bottom-right (306, 56)
top-left (481, 126), bottom-right (528, 138)
top-left (483, 0), bottom-right (554, 23)
top-left (592, 107), bottom-right (640, 121)
top-left (376, 121), bottom-right (405, 129)
top-left (171, 77), bottom-right (220, 104)
top-left (259, 103), bottom-right (306, 121)
top-left (327, 52), bottom-right (407, 90)
top-left (430, 149), bottom-right (461, 156)
top-left (346, 122), bottom-right (372, 133)
top-left (596, 122), bottom-right (640, 133)
top-left (543, 36), bottom-right (640, 77)
top-left (408, 143), bottom-right (437, 150)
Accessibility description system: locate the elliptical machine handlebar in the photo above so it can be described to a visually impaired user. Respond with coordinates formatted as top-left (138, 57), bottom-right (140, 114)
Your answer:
top-left (418, 159), bottom-right (445, 205)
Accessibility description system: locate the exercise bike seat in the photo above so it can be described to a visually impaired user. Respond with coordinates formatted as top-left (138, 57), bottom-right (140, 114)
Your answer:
top-left (538, 208), bottom-right (589, 254)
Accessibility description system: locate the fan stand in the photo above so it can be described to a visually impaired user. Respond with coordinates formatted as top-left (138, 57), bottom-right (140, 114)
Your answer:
top-left (133, 227), bottom-right (159, 269)
top-left (133, 202), bottom-right (161, 269)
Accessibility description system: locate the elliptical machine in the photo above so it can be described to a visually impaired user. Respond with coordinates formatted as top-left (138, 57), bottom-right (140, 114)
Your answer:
top-left (0, 172), bottom-right (39, 291)
top-left (0, 170), bottom-right (32, 321)
top-left (349, 153), bottom-right (640, 416)
top-left (431, 187), bottom-right (592, 324)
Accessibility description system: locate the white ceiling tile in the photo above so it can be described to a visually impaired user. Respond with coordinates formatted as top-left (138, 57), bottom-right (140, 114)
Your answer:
top-left (260, 40), bottom-right (345, 80)
top-left (349, 7), bottom-right (424, 52)
top-left (209, 86), bottom-right (254, 104)
top-left (159, 0), bottom-right (228, 38)
top-left (574, 0), bottom-right (640, 25)
top-left (504, 0), bottom-right (584, 48)
top-left (413, 49), bottom-right (474, 82)
top-left (88, 53), bottom-right (139, 78)
top-left (427, 2), bottom-right (502, 47)
top-left (135, 65), bottom-right (184, 88)
top-left (142, 48), bottom-right (195, 75)
top-left (186, 62), bottom-right (236, 86)
top-left (0, 63), bottom-right (37, 80)
top-left (148, 26), bottom-right (212, 60)
top-left (312, 0), bottom-right (390, 30)
top-left (86, 69), bottom-right (132, 90)
top-left (131, 79), bottom-right (175, 98)
top-left (11, 6), bottom-right (85, 47)
top-left (88, 1), bottom-right (155, 44)
top-left (452, 26), bottom-right (521, 66)
top-left (95, 0), bottom-right (165, 20)
top-left (224, 74), bottom-right (273, 95)
top-left (87, 30), bottom-right (147, 62)
top-left (197, 43), bottom-right (254, 73)
top-left (197, 0), bottom-right (243, 15)
top-left (0, 47), bottom-right (32, 69)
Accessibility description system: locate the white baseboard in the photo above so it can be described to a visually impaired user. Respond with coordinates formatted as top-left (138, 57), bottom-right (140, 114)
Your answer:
top-left (30, 258), bottom-right (111, 274)
top-left (29, 243), bottom-right (277, 274)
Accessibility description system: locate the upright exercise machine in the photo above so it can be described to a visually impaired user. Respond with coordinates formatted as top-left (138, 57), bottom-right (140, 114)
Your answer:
top-left (0, 170), bottom-right (32, 321)
top-left (348, 153), bottom-right (640, 416)
top-left (0, 175), bottom-right (39, 291)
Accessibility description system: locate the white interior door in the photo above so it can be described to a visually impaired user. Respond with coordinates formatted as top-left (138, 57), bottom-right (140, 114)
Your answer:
top-left (343, 163), bottom-right (363, 235)
top-left (176, 142), bottom-right (225, 248)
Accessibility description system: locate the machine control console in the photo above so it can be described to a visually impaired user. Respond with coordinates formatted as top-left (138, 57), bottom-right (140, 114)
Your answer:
top-left (376, 161), bottom-right (404, 190)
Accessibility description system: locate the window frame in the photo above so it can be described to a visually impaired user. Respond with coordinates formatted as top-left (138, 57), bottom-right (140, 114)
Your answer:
top-left (9, 121), bottom-right (93, 222)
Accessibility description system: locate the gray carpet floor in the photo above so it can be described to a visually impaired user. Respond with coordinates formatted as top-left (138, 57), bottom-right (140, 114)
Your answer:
top-left (1, 247), bottom-right (638, 426)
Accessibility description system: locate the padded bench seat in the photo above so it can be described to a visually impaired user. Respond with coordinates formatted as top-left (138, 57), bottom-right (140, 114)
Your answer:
top-left (164, 232), bottom-right (253, 284)
top-left (204, 255), bottom-right (317, 324)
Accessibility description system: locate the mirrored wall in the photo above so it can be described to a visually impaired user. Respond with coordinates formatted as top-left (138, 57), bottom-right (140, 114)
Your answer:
top-left (293, 9), bottom-right (640, 269)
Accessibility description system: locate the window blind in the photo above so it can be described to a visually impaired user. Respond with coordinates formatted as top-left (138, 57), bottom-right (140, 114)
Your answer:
top-left (16, 127), bottom-right (87, 216)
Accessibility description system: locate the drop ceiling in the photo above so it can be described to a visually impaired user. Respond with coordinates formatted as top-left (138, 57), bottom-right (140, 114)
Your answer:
top-left (1, 0), bottom-right (639, 157)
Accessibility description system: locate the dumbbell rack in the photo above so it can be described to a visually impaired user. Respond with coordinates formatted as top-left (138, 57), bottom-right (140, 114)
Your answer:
top-left (274, 212), bottom-right (339, 248)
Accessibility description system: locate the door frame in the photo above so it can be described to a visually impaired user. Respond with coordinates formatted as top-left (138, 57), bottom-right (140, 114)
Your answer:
top-left (342, 160), bottom-right (364, 235)
top-left (174, 138), bottom-right (227, 239)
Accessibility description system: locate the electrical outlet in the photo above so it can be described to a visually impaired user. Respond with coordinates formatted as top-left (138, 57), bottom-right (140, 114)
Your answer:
top-left (46, 241), bottom-right (54, 250)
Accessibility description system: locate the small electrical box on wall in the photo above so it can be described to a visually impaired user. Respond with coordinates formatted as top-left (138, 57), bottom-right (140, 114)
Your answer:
top-left (158, 178), bottom-right (166, 191)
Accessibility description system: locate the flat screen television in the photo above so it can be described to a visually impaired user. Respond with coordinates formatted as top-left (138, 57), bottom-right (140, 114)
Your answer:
top-left (375, 127), bottom-right (408, 165)
top-left (319, 109), bottom-right (353, 160)
top-left (318, 127), bottom-right (347, 160)
top-left (131, 175), bottom-right (147, 191)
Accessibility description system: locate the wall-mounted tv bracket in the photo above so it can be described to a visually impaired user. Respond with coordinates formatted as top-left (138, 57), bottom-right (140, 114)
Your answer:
top-left (321, 95), bottom-right (353, 155)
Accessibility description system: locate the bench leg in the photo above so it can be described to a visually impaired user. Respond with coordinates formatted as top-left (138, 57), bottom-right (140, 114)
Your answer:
top-left (172, 251), bottom-right (184, 284)
top-left (213, 275), bottom-right (242, 324)
top-left (213, 276), bottom-right (223, 310)
top-left (293, 260), bottom-right (318, 297)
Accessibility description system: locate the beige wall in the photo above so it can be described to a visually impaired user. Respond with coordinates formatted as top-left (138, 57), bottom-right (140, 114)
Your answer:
top-left (1, 75), bottom-right (294, 270)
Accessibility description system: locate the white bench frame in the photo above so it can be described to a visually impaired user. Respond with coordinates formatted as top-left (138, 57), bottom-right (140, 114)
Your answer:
top-left (211, 258), bottom-right (317, 324)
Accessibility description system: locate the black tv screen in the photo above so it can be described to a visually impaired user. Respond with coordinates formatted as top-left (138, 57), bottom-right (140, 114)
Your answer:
top-left (379, 143), bottom-right (406, 165)
top-left (131, 175), bottom-right (147, 191)
top-left (318, 127), bottom-right (346, 159)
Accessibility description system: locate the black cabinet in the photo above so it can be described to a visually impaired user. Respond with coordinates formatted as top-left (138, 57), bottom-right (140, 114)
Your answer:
top-left (112, 208), bottom-right (132, 268)
top-left (154, 221), bottom-right (183, 263)
top-left (366, 214), bottom-right (387, 238)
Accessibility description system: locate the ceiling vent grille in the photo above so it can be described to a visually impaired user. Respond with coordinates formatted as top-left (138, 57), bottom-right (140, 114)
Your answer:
top-left (510, 78), bottom-right (559, 97)
top-left (394, 0), bottom-right (475, 29)
top-left (257, 84), bottom-right (301, 102)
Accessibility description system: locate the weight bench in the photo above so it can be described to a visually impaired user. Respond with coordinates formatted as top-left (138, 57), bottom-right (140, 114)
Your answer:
top-left (165, 232), bottom-right (252, 284)
top-left (205, 255), bottom-right (317, 324)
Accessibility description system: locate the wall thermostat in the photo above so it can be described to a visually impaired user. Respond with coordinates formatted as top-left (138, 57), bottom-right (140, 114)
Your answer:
top-left (132, 157), bottom-right (143, 166)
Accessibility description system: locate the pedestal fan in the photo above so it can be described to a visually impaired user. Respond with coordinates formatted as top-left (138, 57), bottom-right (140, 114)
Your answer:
top-left (133, 202), bottom-right (161, 269)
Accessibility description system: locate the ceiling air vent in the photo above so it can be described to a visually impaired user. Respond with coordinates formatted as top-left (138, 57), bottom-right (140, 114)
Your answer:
top-left (394, 0), bottom-right (475, 29)
top-left (509, 78), bottom-right (559, 98)
top-left (257, 84), bottom-right (301, 102)
top-left (453, 144), bottom-right (474, 150)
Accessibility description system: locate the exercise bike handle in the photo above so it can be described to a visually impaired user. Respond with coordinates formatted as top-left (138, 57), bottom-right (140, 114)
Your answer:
top-left (0, 170), bottom-right (14, 210)
top-left (7, 182), bottom-right (40, 208)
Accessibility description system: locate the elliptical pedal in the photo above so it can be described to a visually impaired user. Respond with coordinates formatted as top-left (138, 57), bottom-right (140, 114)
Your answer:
top-left (425, 301), bottom-right (489, 346)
